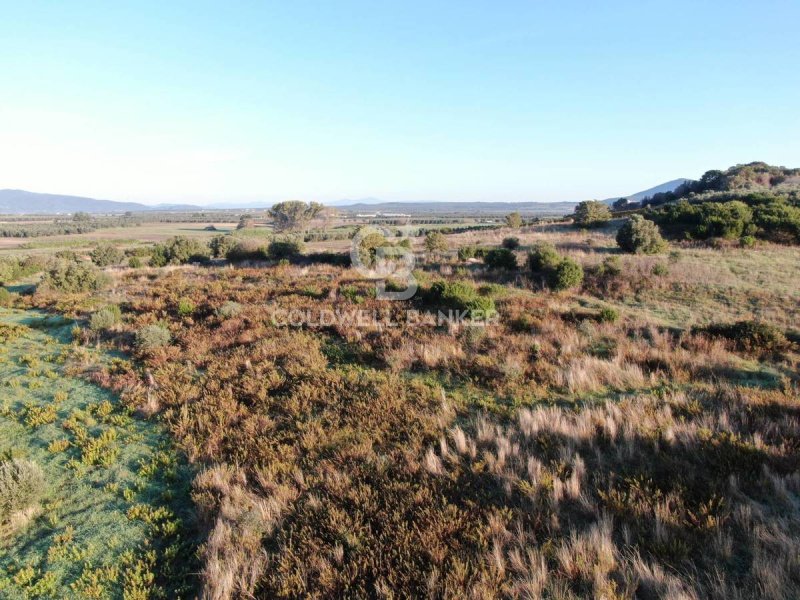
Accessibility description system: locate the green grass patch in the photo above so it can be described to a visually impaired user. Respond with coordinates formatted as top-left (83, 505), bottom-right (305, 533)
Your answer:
top-left (0, 308), bottom-right (198, 599)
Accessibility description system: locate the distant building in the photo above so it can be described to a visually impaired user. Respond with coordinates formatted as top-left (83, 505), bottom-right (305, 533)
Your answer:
top-left (355, 211), bottom-right (411, 219)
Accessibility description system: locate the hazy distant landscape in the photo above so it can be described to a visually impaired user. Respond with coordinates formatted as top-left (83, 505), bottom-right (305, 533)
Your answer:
top-left (0, 179), bottom-right (690, 215)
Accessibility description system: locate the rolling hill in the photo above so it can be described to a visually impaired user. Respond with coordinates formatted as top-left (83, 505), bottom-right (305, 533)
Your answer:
top-left (0, 189), bottom-right (201, 214)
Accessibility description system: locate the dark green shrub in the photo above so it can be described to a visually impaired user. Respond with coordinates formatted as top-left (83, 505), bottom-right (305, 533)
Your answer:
top-left (550, 258), bottom-right (584, 291)
top-left (457, 246), bottom-right (477, 261)
top-left (700, 201), bottom-right (754, 239)
top-left (128, 256), bottom-right (143, 268)
top-left (501, 237), bottom-right (520, 250)
top-left (598, 307), bottom-right (620, 323)
top-left (616, 215), bottom-right (668, 254)
top-left (651, 199), bottom-right (763, 241)
top-left (267, 238), bottom-right (305, 260)
top-left (90, 243), bottom-right (124, 267)
top-left (483, 248), bottom-right (518, 270)
top-left (752, 202), bottom-right (800, 244)
top-left (209, 234), bottom-right (238, 258)
top-left (135, 324), bottom-right (171, 352)
top-left (427, 281), bottom-right (496, 317)
top-left (652, 263), bottom-right (669, 276)
top-left (304, 252), bottom-right (351, 266)
top-left (740, 235), bottom-right (757, 248)
top-left (0, 459), bottom-right (46, 521)
top-left (527, 243), bottom-right (562, 273)
top-left (527, 243), bottom-right (583, 290)
top-left (693, 320), bottom-right (788, 355)
top-left (356, 232), bottom-right (391, 267)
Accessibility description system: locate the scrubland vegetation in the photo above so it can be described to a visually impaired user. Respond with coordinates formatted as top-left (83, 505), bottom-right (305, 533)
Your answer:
top-left (1, 163), bottom-right (799, 599)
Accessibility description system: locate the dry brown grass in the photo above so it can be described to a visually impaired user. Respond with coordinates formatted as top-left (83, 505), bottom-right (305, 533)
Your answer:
top-left (22, 227), bottom-right (799, 598)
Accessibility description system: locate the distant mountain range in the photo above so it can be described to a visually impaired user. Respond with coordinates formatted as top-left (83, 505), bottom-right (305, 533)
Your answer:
top-left (333, 180), bottom-right (691, 215)
top-left (0, 189), bottom-right (203, 214)
top-left (619, 179), bottom-right (690, 204)
top-left (0, 179), bottom-right (690, 215)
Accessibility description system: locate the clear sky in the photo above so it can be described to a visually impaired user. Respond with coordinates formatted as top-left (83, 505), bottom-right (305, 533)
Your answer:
top-left (1, 1), bottom-right (798, 205)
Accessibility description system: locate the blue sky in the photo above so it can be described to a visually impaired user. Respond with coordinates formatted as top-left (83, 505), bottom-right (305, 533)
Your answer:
top-left (1, 1), bottom-right (798, 204)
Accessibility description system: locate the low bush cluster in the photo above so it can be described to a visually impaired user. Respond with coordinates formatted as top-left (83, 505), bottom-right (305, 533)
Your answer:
top-left (0, 256), bottom-right (48, 285)
top-left (426, 280), bottom-right (496, 317)
top-left (0, 459), bottom-right (46, 522)
top-left (90, 305), bottom-right (122, 332)
top-left (209, 234), bottom-right (238, 259)
top-left (150, 236), bottom-right (210, 266)
top-left (41, 259), bottom-right (110, 293)
top-left (90, 243), bottom-right (124, 267)
top-left (527, 243), bottom-right (584, 290)
top-left (693, 320), bottom-right (789, 356)
top-left (134, 324), bottom-right (172, 352)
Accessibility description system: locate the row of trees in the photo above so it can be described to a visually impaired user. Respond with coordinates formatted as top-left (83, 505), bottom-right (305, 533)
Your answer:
top-left (650, 198), bottom-right (800, 244)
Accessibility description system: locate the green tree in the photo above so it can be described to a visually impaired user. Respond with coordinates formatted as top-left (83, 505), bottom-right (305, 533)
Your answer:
top-left (356, 232), bottom-right (395, 267)
top-left (505, 212), bottom-right (523, 228)
top-left (573, 201), bottom-right (612, 228)
top-left (72, 211), bottom-right (92, 222)
top-left (616, 215), bottom-right (668, 254)
top-left (424, 231), bottom-right (448, 254)
top-left (612, 198), bottom-right (630, 211)
top-left (269, 201), bottom-right (324, 232)
top-left (237, 215), bottom-right (255, 230)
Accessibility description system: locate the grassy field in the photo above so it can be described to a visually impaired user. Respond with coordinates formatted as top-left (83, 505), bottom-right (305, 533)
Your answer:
top-left (0, 222), bottom-right (241, 253)
top-left (1, 212), bottom-right (799, 599)
top-left (0, 309), bottom-right (198, 599)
